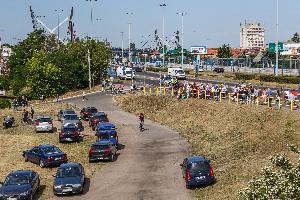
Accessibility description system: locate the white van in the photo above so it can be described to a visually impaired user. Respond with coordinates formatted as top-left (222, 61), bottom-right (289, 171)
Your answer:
top-left (116, 66), bottom-right (135, 80)
top-left (168, 67), bottom-right (186, 79)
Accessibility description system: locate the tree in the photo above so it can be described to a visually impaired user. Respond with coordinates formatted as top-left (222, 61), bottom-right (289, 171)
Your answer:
top-left (25, 51), bottom-right (63, 98)
top-left (291, 32), bottom-right (300, 43)
top-left (239, 145), bottom-right (300, 200)
top-left (217, 44), bottom-right (233, 58)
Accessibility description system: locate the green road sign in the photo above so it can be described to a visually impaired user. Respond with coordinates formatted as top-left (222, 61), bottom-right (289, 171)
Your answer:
top-left (269, 42), bottom-right (283, 53)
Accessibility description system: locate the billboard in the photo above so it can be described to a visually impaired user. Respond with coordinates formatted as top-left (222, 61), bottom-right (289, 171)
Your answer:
top-left (190, 46), bottom-right (207, 55)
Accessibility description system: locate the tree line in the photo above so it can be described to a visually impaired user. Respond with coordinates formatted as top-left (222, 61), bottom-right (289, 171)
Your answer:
top-left (0, 30), bottom-right (111, 99)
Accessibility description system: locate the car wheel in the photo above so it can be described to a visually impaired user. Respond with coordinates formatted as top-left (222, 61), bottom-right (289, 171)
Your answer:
top-left (185, 183), bottom-right (191, 189)
top-left (28, 193), bottom-right (33, 200)
top-left (24, 155), bottom-right (28, 162)
top-left (39, 160), bottom-right (45, 168)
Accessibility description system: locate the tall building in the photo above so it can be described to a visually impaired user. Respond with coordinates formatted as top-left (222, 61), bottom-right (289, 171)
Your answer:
top-left (240, 22), bottom-right (265, 49)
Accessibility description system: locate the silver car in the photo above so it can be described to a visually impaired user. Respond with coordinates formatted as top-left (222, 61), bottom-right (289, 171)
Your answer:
top-left (57, 109), bottom-right (76, 121)
top-left (35, 116), bottom-right (53, 133)
top-left (61, 114), bottom-right (79, 126)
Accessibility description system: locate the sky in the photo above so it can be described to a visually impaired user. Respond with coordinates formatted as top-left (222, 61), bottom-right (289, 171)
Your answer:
top-left (0, 0), bottom-right (299, 48)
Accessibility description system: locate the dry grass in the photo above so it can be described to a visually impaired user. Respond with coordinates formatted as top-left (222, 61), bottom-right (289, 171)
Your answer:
top-left (115, 94), bottom-right (300, 200)
top-left (0, 103), bottom-right (104, 200)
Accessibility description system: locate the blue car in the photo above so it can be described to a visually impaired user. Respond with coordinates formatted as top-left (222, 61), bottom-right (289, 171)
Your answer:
top-left (96, 122), bottom-right (116, 132)
top-left (180, 156), bottom-right (215, 189)
top-left (23, 144), bottom-right (68, 168)
top-left (96, 123), bottom-right (118, 147)
top-left (0, 170), bottom-right (40, 200)
top-left (53, 162), bottom-right (85, 195)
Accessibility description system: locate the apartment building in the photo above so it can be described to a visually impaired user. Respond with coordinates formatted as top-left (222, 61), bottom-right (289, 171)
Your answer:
top-left (240, 22), bottom-right (265, 49)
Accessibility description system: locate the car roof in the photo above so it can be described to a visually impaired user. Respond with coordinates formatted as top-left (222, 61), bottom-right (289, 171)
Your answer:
top-left (59, 162), bottom-right (80, 168)
top-left (98, 122), bottom-right (115, 128)
top-left (9, 170), bottom-right (34, 176)
top-left (93, 112), bottom-right (106, 116)
top-left (62, 123), bottom-right (77, 128)
top-left (187, 156), bottom-right (209, 163)
top-left (92, 141), bottom-right (112, 146)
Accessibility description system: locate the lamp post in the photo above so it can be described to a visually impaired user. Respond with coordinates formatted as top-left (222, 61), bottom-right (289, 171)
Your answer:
top-left (86, 0), bottom-right (98, 39)
top-left (121, 32), bottom-right (124, 62)
top-left (126, 12), bottom-right (133, 63)
top-left (275, 0), bottom-right (279, 76)
top-left (160, 3), bottom-right (167, 67)
top-left (96, 18), bottom-right (104, 41)
top-left (54, 10), bottom-right (63, 46)
top-left (177, 12), bottom-right (186, 66)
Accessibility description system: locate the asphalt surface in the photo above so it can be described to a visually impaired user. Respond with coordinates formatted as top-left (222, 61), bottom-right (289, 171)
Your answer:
top-left (50, 92), bottom-right (192, 200)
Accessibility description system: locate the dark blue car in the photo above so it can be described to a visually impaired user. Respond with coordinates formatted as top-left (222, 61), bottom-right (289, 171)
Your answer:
top-left (53, 162), bottom-right (85, 195)
top-left (0, 170), bottom-right (40, 200)
top-left (96, 122), bottom-right (116, 132)
top-left (180, 156), bottom-right (215, 189)
top-left (23, 144), bottom-right (68, 168)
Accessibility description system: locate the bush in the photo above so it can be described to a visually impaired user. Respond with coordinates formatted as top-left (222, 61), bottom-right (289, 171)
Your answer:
top-left (0, 99), bottom-right (11, 109)
top-left (239, 145), bottom-right (300, 200)
top-left (235, 73), bottom-right (257, 80)
top-left (146, 66), bottom-right (168, 73)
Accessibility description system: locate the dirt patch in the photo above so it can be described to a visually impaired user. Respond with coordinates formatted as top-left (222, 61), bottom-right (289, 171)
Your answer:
top-left (0, 103), bottom-right (103, 200)
top-left (115, 94), bottom-right (300, 200)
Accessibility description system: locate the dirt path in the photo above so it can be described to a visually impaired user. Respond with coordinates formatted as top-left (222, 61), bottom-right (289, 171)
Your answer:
top-left (50, 93), bottom-right (192, 200)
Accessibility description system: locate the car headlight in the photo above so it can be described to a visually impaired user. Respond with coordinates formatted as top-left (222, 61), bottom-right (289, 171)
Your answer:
top-left (54, 185), bottom-right (62, 189)
top-left (72, 184), bottom-right (82, 188)
top-left (20, 191), bottom-right (30, 196)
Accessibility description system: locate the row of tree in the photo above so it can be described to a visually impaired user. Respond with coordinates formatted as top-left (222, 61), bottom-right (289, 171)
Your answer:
top-left (1, 30), bottom-right (111, 99)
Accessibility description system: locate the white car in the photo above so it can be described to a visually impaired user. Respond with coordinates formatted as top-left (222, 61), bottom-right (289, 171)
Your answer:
top-left (35, 116), bottom-right (53, 133)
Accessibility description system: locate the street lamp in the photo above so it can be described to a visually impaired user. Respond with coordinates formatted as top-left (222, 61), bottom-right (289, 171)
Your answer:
top-left (160, 3), bottom-right (167, 67)
top-left (177, 12), bottom-right (186, 66)
top-left (54, 10), bottom-right (63, 46)
top-left (275, 0), bottom-right (279, 76)
top-left (121, 32), bottom-right (124, 62)
top-left (126, 12), bottom-right (133, 63)
top-left (86, 0), bottom-right (98, 39)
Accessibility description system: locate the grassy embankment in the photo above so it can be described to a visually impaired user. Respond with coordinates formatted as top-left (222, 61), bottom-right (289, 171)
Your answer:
top-left (115, 94), bottom-right (300, 200)
top-left (0, 103), bottom-right (103, 200)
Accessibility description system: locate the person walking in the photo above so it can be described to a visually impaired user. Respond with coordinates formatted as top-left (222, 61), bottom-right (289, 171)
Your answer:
top-left (82, 91), bottom-right (87, 101)
top-left (12, 99), bottom-right (17, 111)
top-left (30, 107), bottom-right (35, 119)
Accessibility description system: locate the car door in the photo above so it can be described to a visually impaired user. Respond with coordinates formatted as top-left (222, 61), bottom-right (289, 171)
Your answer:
top-left (79, 164), bottom-right (85, 185)
top-left (31, 147), bottom-right (42, 164)
top-left (181, 158), bottom-right (188, 178)
top-left (30, 172), bottom-right (38, 194)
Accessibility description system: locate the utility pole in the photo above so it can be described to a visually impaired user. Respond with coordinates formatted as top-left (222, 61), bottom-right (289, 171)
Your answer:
top-left (126, 12), bottom-right (133, 63)
top-left (177, 12), bottom-right (185, 66)
top-left (88, 49), bottom-right (92, 89)
top-left (160, 3), bottom-right (167, 86)
top-left (54, 9), bottom-right (63, 47)
top-left (121, 31), bottom-right (124, 62)
top-left (275, 0), bottom-right (279, 76)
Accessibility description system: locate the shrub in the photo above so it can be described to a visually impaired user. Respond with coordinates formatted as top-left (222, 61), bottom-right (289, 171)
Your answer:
top-left (235, 73), bottom-right (257, 80)
top-left (146, 66), bottom-right (168, 73)
top-left (0, 99), bottom-right (11, 109)
top-left (235, 73), bottom-right (300, 84)
top-left (239, 145), bottom-right (300, 200)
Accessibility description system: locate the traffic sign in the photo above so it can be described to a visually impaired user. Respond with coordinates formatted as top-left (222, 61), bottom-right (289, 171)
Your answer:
top-left (269, 42), bottom-right (283, 53)
top-left (190, 46), bottom-right (207, 55)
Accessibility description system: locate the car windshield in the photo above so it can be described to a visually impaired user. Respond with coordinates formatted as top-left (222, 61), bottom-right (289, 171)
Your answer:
top-left (64, 115), bottom-right (78, 120)
top-left (42, 146), bottom-right (62, 154)
top-left (64, 110), bottom-right (75, 115)
top-left (176, 70), bottom-right (184, 74)
top-left (126, 71), bottom-right (133, 75)
top-left (189, 162), bottom-right (210, 173)
top-left (63, 127), bottom-right (77, 132)
top-left (99, 132), bottom-right (117, 139)
top-left (92, 145), bottom-right (109, 150)
top-left (37, 118), bottom-right (51, 123)
top-left (87, 108), bottom-right (97, 113)
top-left (93, 115), bottom-right (106, 120)
top-left (4, 174), bottom-right (30, 186)
top-left (56, 166), bottom-right (81, 178)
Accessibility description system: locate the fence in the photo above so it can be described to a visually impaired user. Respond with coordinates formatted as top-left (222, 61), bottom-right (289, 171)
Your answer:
top-left (137, 86), bottom-right (299, 112)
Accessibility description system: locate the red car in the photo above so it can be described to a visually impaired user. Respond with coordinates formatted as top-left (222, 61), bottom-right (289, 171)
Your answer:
top-left (89, 112), bottom-right (109, 131)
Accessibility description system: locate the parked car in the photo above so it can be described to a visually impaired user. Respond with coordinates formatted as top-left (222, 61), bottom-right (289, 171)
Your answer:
top-left (53, 162), bottom-right (85, 195)
top-left (35, 115), bottom-right (53, 133)
top-left (89, 112), bottom-right (109, 131)
top-left (133, 65), bottom-right (143, 72)
top-left (80, 107), bottom-right (98, 121)
top-left (89, 141), bottom-right (117, 162)
top-left (59, 124), bottom-right (80, 143)
top-left (180, 156), bottom-right (215, 189)
top-left (61, 114), bottom-right (79, 126)
top-left (0, 170), bottom-right (40, 200)
top-left (57, 109), bottom-right (76, 121)
top-left (95, 124), bottom-right (118, 149)
top-left (96, 122), bottom-right (116, 132)
top-left (213, 67), bottom-right (224, 73)
top-left (23, 145), bottom-right (68, 168)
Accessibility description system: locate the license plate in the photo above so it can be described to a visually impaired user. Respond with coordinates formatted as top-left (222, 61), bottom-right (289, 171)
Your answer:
top-left (196, 176), bottom-right (206, 180)
top-left (55, 157), bottom-right (61, 160)
top-left (65, 138), bottom-right (72, 141)
top-left (8, 198), bottom-right (17, 200)
top-left (63, 188), bottom-right (72, 192)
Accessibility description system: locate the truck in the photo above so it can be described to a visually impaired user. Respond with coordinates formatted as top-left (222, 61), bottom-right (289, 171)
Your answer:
top-left (116, 66), bottom-right (135, 80)
top-left (168, 67), bottom-right (186, 79)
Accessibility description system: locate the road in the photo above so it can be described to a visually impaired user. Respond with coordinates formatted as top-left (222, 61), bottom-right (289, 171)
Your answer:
top-left (50, 93), bottom-right (192, 200)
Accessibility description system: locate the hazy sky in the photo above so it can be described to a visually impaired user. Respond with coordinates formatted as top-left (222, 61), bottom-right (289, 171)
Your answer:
top-left (0, 0), bottom-right (299, 48)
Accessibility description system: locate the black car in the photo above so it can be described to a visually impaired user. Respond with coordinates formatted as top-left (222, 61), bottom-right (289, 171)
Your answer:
top-left (133, 65), bottom-right (143, 72)
top-left (53, 162), bottom-right (85, 195)
top-left (59, 124), bottom-right (80, 143)
top-left (88, 141), bottom-right (117, 162)
top-left (89, 112), bottom-right (109, 131)
top-left (213, 67), bottom-right (224, 73)
top-left (180, 156), bottom-right (215, 189)
top-left (80, 107), bottom-right (98, 121)
top-left (0, 170), bottom-right (40, 200)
